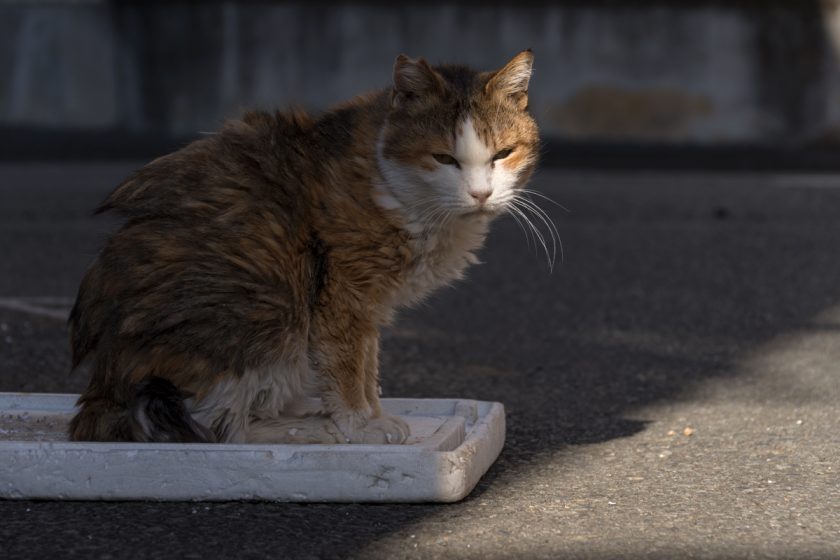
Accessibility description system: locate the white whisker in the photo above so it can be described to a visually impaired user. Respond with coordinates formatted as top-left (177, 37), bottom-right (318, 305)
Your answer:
top-left (518, 189), bottom-right (570, 213)
top-left (519, 201), bottom-right (561, 268)
top-left (510, 195), bottom-right (561, 271)
top-left (505, 207), bottom-right (532, 249)
top-left (508, 205), bottom-right (538, 255)
top-left (514, 195), bottom-right (564, 265)
top-left (509, 201), bottom-right (552, 270)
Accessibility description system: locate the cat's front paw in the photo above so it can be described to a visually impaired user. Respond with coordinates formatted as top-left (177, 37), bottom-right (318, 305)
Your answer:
top-left (360, 414), bottom-right (410, 444)
top-left (332, 411), bottom-right (410, 444)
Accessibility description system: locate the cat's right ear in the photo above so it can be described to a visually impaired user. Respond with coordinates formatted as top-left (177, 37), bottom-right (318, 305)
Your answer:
top-left (392, 55), bottom-right (445, 108)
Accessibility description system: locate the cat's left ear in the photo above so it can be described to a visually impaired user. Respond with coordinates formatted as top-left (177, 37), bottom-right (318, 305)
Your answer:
top-left (486, 49), bottom-right (533, 110)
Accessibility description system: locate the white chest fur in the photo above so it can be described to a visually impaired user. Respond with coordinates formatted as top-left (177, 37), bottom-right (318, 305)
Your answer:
top-left (395, 215), bottom-right (490, 309)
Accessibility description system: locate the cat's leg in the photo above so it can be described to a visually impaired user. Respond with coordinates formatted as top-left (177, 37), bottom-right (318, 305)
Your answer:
top-left (310, 320), bottom-right (409, 444)
top-left (362, 335), bottom-right (410, 440)
top-left (363, 335), bottom-right (383, 417)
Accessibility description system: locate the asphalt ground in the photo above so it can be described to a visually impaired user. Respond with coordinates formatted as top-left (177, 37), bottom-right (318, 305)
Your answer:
top-left (1, 163), bottom-right (839, 559)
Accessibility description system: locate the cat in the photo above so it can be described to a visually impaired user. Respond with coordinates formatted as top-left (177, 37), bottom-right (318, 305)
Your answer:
top-left (67, 50), bottom-right (541, 444)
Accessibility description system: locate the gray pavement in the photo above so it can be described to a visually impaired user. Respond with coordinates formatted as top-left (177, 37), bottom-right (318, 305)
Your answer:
top-left (1, 163), bottom-right (839, 559)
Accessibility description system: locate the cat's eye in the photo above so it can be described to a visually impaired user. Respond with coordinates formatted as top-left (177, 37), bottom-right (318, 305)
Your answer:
top-left (432, 154), bottom-right (459, 167)
top-left (493, 148), bottom-right (514, 161)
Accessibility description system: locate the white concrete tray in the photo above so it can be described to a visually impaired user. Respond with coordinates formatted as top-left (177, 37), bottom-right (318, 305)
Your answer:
top-left (0, 393), bottom-right (505, 503)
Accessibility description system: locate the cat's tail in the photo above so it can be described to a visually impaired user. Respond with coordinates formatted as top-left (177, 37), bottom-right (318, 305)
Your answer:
top-left (69, 377), bottom-right (216, 443)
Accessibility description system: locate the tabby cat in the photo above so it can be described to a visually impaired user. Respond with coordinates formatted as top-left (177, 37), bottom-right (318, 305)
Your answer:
top-left (68, 50), bottom-right (541, 444)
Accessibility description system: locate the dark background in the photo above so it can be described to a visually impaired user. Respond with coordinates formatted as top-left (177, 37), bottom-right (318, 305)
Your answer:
top-left (3, 0), bottom-right (840, 168)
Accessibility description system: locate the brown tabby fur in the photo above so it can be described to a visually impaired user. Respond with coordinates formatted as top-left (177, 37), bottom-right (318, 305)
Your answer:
top-left (68, 51), bottom-right (540, 444)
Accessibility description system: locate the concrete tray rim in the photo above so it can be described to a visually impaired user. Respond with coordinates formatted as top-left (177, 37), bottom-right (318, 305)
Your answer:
top-left (0, 392), bottom-right (506, 503)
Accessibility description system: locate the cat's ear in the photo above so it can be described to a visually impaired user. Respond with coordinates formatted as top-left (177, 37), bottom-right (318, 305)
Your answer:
top-left (392, 54), bottom-right (445, 107)
top-left (485, 49), bottom-right (533, 110)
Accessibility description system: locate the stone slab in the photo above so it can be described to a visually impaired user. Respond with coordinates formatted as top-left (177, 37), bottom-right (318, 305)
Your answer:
top-left (0, 393), bottom-right (505, 503)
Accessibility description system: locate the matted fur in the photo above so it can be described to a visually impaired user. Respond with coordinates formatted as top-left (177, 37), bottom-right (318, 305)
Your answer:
top-left (68, 51), bottom-right (540, 444)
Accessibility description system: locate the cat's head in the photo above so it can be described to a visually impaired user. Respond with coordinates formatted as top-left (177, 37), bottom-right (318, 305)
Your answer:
top-left (377, 51), bottom-right (539, 227)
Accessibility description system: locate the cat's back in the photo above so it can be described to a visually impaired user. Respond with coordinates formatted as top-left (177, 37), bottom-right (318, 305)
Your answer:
top-left (99, 109), bottom-right (319, 222)
top-left (68, 111), bottom-right (333, 373)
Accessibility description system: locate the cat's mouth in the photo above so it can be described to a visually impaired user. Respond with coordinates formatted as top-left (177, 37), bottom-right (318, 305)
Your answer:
top-left (457, 203), bottom-right (507, 218)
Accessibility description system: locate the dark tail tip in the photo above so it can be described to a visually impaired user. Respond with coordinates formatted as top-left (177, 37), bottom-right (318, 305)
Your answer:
top-left (129, 377), bottom-right (215, 443)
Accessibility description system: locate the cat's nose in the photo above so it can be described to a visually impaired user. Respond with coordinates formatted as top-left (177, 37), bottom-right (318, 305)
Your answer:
top-left (469, 189), bottom-right (492, 205)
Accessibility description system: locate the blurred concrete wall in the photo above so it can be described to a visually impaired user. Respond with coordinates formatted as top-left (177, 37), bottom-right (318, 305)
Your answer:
top-left (1, 1), bottom-right (839, 145)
